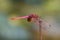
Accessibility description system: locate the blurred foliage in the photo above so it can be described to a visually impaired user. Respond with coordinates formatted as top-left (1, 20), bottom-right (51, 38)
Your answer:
top-left (0, 0), bottom-right (60, 40)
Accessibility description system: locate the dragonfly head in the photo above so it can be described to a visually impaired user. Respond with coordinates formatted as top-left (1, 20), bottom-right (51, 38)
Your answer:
top-left (27, 14), bottom-right (39, 22)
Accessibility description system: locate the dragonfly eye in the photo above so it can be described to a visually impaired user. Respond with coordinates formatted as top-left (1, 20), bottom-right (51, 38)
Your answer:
top-left (27, 16), bottom-right (32, 22)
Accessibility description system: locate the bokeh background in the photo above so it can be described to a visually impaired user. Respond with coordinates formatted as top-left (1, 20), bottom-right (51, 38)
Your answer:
top-left (0, 0), bottom-right (60, 40)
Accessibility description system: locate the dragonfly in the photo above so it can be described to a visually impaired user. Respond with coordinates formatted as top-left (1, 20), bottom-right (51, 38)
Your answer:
top-left (11, 14), bottom-right (51, 40)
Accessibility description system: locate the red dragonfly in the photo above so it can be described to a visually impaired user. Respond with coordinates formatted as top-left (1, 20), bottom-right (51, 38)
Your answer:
top-left (11, 14), bottom-right (51, 40)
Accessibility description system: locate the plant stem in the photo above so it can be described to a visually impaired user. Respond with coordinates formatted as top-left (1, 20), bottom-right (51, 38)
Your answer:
top-left (39, 21), bottom-right (42, 40)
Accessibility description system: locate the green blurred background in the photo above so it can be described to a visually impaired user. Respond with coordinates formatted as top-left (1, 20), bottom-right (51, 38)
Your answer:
top-left (0, 0), bottom-right (60, 40)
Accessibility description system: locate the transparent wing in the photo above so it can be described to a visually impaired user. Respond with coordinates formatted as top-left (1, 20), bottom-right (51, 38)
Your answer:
top-left (39, 18), bottom-right (51, 31)
top-left (32, 17), bottom-right (51, 29)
